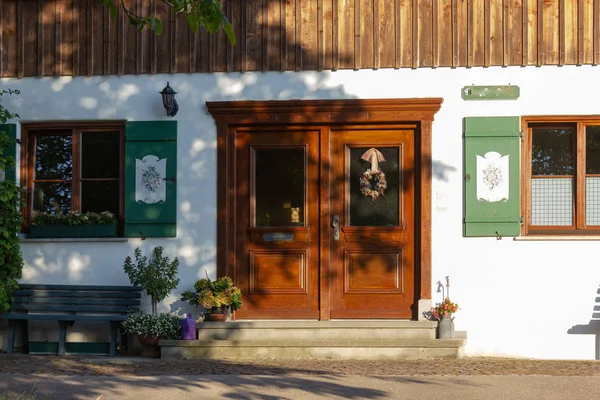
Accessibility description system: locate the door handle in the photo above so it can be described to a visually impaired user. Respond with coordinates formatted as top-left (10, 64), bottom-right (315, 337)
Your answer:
top-left (332, 215), bottom-right (340, 241)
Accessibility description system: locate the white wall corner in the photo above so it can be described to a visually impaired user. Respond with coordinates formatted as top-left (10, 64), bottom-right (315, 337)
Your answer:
top-left (418, 298), bottom-right (433, 321)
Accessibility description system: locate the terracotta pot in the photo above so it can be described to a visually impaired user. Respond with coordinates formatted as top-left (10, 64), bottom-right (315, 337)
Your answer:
top-left (137, 335), bottom-right (160, 347)
top-left (205, 306), bottom-right (230, 322)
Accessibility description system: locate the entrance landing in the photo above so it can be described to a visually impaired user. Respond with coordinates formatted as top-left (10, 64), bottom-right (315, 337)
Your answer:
top-left (159, 320), bottom-right (466, 360)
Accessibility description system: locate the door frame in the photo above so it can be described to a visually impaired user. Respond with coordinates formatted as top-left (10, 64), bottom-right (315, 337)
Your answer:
top-left (207, 98), bottom-right (443, 320)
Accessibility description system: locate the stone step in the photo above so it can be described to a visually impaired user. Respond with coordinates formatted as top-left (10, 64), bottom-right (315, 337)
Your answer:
top-left (159, 338), bottom-right (466, 360)
top-left (195, 320), bottom-right (437, 341)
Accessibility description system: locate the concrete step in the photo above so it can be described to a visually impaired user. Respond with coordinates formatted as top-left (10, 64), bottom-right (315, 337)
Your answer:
top-left (159, 338), bottom-right (466, 360)
top-left (195, 320), bottom-right (437, 341)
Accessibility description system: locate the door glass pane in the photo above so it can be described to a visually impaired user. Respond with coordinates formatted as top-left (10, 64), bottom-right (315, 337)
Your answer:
top-left (254, 147), bottom-right (305, 227)
top-left (33, 181), bottom-right (72, 214)
top-left (81, 181), bottom-right (120, 215)
top-left (82, 131), bottom-right (120, 178)
top-left (34, 134), bottom-right (72, 180)
top-left (349, 147), bottom-right (400, 226)
top-left (531, 127), bottom-right (574, 176)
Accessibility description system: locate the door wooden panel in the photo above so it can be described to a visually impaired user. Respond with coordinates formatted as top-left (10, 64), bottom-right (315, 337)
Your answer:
top-left (345, 250), bottom-right (403, 293)
top-left (250, 250), bottom-right (307, 294)
top-left (234, 129), bottom-right (320, 319)
top-left (330, 129), bottom-right (416, 319)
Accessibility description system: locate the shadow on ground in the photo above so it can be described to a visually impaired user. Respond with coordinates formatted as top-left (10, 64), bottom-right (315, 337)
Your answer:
top-left (1, 374), bottom-right (387, 400)
top-left (0, 355), bottom-right (494, 400)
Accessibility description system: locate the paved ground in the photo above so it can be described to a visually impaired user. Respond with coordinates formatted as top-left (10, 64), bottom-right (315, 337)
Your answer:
top-left (2, 354), bottom-right (600, 376)
top-left (2, 374), bottom-right (600, 400)
top-left (1, 355), bottom-right (600, 399)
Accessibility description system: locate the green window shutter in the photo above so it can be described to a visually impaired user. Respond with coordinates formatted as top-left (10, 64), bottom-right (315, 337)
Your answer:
top-left (463, 117), bottom-right (520, 237)
top-left (0, 124), bottom-right (17, 183)
top-left (124, 121), bottom-right (177, 238)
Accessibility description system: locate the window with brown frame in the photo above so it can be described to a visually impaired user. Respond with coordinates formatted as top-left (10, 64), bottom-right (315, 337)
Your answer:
top-left (21, 122), bottom-right (125, 230)
top-left (523, 118), bottom-right (600, 234)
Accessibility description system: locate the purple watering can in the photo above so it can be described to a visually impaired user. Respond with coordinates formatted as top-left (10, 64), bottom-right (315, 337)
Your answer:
top-left (181, 313), bottom-right (196, 340)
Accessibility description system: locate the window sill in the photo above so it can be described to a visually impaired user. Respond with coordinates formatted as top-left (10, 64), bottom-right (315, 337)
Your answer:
top-left (20, 237), bottom-right (129, 243)
top-left (514, 235), bottom-right (600, 241)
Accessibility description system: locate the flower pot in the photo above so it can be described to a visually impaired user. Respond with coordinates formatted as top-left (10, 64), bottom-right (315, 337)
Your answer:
top-left (29, 224), bottom-right (117, 238)
top-left (436, 315), bottom-right (455, 339)
top-left (136, 335), bottom-right (161, 358)
top-left (205, 306), bottom-right (230, 322)
top-left (137, 335), bottom-right (160, 347)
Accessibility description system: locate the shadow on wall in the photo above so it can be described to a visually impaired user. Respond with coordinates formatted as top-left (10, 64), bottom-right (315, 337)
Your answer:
top-left (432, 160), bottom-right (457, 181)
top-left (567, 285), bottom-right (600, 360)
top-left (14, 70), bottom-right (360, 290)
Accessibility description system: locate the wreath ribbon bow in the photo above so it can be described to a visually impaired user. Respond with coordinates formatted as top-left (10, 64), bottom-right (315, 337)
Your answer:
top-left (361, 148), bottom-right (386, 172)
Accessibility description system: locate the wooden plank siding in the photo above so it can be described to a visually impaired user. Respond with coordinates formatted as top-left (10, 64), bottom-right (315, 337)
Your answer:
top-left (1, 0), bottom-right (600, 77)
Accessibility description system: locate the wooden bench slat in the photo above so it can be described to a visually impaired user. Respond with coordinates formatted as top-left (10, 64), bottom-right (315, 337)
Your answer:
top-left (12, 290), bottom-right (142, 298)
top-left (1, 313), bottom-right (128, 322)
top-left (12, 297), bottom-right (141, 306)
top-left (17, 284), bottom-right (142, 291)
top-left (11, 304), bottom-right (137, 313)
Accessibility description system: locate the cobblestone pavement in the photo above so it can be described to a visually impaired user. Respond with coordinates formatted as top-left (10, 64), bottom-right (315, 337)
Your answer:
top-left (1, 354), bottom-right (600, 376)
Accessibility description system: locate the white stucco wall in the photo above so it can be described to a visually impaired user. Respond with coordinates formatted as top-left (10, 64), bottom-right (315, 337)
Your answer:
top-left (1, 66), bottom-right (600, 359)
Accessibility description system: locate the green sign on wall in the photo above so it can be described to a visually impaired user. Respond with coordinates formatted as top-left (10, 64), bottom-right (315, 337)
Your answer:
top-left (461, 85), bottom-right (520, 101)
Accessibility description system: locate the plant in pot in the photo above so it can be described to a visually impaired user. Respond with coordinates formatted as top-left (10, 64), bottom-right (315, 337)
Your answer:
top-left (430, 298), bottom-right (460, 339)
top-left (29, 210), bottom-right (118, 238)
top-left (181, 273), bottom-right (242, 321)
top-left (121, 311), bottom-right (181, 349)
top-left (123, 246), bottom-right (180, 315)
top-left (122, 247), bottom-right (181, 353)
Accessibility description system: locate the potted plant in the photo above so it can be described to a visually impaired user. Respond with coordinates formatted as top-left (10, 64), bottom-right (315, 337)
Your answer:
top-left (121, 311), bottom-right (182, 355)
top-left (29, 210), bottom-right (118, 238)
top-left (181, 273), bottom-right (242, 321)
top-left (430, 298), bottom-right (460, 339)
top-left (123, 247), bottom-right (180, 315)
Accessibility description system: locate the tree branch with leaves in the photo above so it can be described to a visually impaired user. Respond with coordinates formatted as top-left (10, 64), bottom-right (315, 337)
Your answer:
top-left (101, 0), bottom-right (236, 45)
top-left (0, 89), bottom-right (23, 313)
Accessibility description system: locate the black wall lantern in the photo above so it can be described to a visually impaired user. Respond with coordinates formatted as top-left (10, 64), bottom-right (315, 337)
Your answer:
top-left (160, 82), bottom-right (179, 117)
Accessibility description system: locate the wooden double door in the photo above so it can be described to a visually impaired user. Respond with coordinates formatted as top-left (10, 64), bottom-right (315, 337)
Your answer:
top-left (234, 126), bottom-right (417, 319)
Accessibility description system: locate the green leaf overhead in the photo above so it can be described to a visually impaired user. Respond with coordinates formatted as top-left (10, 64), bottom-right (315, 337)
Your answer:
top-left (103, 0), bottom-right (235, 45)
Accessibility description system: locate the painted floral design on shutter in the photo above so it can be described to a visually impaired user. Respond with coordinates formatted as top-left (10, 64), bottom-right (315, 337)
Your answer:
top-left (135, 155), bottom-right (167, 204)
top-left (482, 164), bottom-right (503, 190)
top-left (476, 151), bottom-right (509, 202)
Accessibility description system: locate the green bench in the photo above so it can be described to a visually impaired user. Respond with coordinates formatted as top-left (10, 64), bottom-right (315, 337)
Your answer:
top-left (1, 284), bottom-right (142, 356)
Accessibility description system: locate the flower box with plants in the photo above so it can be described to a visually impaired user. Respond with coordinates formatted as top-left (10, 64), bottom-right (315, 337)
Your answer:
top-left (121, 311), bottom-right (182, 346)
top-left (29, 211), bottom-right (118, 238)
top-left (181, 274), bottom-right (242, 321)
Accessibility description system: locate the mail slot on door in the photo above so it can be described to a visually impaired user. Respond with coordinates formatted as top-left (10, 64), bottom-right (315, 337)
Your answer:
top-left (248, 228), bottom-right (310, 244)
top-left (262, 232), bottom-right (295, 242)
